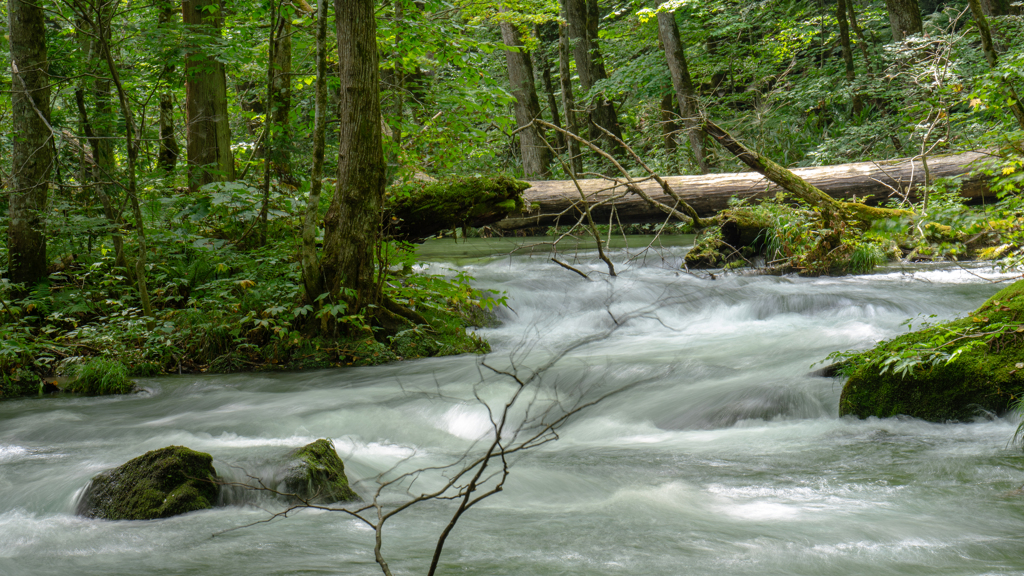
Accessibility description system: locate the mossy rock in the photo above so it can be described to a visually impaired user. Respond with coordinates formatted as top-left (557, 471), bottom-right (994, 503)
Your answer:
top-left (77, 446), bottom-right (219, 520)
top-left (282, 439), bottom-right (358, 504)
top-left (839, 280), bottom-right (1024, 422)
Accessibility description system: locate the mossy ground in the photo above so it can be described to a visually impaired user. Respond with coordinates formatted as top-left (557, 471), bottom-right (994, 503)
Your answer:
top-left (77, 446), bottom-right (219, 520)
top-left (285, 439), bottom-right (358, 503)
top-left (838, 280), bottom-right (1024, 422)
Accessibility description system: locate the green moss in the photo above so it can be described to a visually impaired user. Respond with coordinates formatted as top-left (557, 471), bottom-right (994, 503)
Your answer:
top-left (285, 439), bottom-right (358, 504)
top-left (63, 358), bottom-right (135, 395)
top-left (386, 175), bottom-right (530, 240)
top-left (77, 446), bottom-right (219, 520)
top-left (838, 279), bottom-right (1024, 421)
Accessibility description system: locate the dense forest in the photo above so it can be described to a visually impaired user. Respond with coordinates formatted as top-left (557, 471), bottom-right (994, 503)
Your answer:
top-left (2, 0), bottom-right (1024, 394)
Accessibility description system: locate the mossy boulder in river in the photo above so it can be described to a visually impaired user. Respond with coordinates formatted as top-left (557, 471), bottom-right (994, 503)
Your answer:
top-left (76, 446), bottom-right (219, 520)
top-left (839, 280), bottom-right (1024, 422)
top-left (282, 439), bottom-right (358, 504)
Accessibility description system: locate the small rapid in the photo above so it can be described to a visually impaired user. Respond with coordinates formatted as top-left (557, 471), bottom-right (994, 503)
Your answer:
top-left (2, 237), bottom-right (1023, 576)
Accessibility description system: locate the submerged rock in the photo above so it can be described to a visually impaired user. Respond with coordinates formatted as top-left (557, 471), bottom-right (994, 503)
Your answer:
top-left (839, 280), bottom-right (1024, 422)
top-left (282, 439), bottom-right (358, 504)
top-left (77, 446), bottom-right (219, 520)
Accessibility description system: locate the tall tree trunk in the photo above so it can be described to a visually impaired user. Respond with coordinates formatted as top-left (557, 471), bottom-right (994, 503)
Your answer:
top-left (269, 14), bottom-right (292, 181)
top-left (884, 0), bottom-right (923, 41)
top-left (75, 9), bottom-right (127, 270)
top-left (656, 11), bottom-right (707, 174)
top-left (836, 0), bottom-right (864, 115)
top-left (301, 0), bottom-right (329, 304)
top-left (844, 0), bottom-right (875, 74)
top-left (500, 21), bottom-right (551, 179)
top-left (557, 20), bottom-right (583, 177)
top-left (321, 0), bottom-right (386, 312)
top-left (534, 26), bottom-right (565, 151)
top-left (96, 6), bottom-right (154, 323)
top-left (563, 0), bottom-right (624, 158)
top-left (183, 0), bottom-right (234, 192)
top-left (660, 94), bottom-right (677, 153)
top-left (968, 0), bottom-right (1024, 128)
top-left (158, 2), bottom-right (180, 173)
top-left (7, 0), bottom-right (52, 286)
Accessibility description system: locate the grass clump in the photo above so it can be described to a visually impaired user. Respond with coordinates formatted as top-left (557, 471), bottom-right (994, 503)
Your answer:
top-left (63, 358), bottom-right (135, 395)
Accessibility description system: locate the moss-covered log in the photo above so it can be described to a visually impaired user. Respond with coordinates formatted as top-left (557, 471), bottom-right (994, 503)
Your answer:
top-left (76, 446), bottom-right (219, 520)
top-left (386, 175), bottom-right (530, 241)
top-left (839, 280), bottom-right (1024, 422)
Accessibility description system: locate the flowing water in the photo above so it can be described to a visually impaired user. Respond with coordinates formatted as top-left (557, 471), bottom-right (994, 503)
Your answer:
top-left (4, 237), bottom-right (1024, 575)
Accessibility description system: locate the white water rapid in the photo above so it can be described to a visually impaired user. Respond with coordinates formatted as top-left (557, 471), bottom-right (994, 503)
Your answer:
top-left (3, 237), bottom-right (1023, 575)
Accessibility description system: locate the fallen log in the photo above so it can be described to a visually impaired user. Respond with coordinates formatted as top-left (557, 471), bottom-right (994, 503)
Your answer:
top-left (496, 150), bottom-right (993, 231)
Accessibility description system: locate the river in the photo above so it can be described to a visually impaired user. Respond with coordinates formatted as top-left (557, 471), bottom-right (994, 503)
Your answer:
top-left (2, 236), bottom-right (1023, 575)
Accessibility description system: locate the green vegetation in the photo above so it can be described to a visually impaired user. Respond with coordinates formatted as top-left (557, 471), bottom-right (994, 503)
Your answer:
top-left (77, 446), bottom-right (219, 520)
top-left (63, 358), bottom-right (135, 395)
top-left (833, 279), bottom-right (1024, 421)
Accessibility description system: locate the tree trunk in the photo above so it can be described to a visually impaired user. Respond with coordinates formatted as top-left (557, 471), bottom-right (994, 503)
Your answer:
top-left (158, 2), bottom-right (180, 173)
top-left (660, 94), bottom-right (677, 153)
top-left (563, 0), bottom-right (624, 158)
top-left (497, 150), bottom-right (990, 230)
top-left (558, 21), bottom-right (583, 177)
top-left (656, 11), bottom-right (707, 174)
top-left (885, 0), bottom-right (923, 41)
top-left (534, 27), bottom-right (565, 151)
top-left (500, 21), bottom-right (550, 179)
top-left (183, 0), bottom-right (235, 192)
top-left (7, 0), bottom-right (52, 286)
top-left (321, 0), bottom-right (386, 312)
top-left (269, 14), bottom-right (292, 181)
top-left (844, 0), bottom-right (875, 74)
top-left (96, 6), bottom-right (154, 323)
top-left (836, 0), bottom-right (864, 114)
top-left (75, 8), bottom-right (127, 270)
top-left (968, 0), bottom-right (1024, 129)
top-left (301, 0), bottom-right (329, 304)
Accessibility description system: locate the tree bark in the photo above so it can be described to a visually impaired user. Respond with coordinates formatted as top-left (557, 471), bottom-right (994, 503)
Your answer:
top-left (656, 11), bottom-right (707, 173)
top-left (183, 0), bottom-right (235, 192)
top-left (497, 150), bottom-right (991, 230)
top-left (301, 0), bottom-right (329, 304)
top-left (269, 12), bottom-right (292, 181)
top-left (836, 0), bottom-right (864, 115)
top-left (557, 20), bottom-right (583, 177)
top-left (500, 21), bottom-right (550, 179)
top-left (96, 7), bottom-right (155, 323)
top-left (534, 26), bottom-right (565, 151)
top-left (660, 94), bottom-right (677, 153)
top-left (321, 0), bottom-right (386, 312)
top-left (7, 0), bottom-right (52, 286)
top-left (563, 0), bottom-right (623, 158)
top-left (844, 0), bottom-right (875, 74)
top-left (968, 0), bottom-right (1024, 129)
top-left (158, 2), bottom-right (180, 173)
top-left (885, 0), bottom-right (923, 41)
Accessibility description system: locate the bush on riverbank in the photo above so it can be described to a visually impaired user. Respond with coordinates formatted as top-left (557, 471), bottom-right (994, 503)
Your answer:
top-left (0, 232), bottom-right (500, 399)
top-left (835, 279), bottom-right (1024, 422)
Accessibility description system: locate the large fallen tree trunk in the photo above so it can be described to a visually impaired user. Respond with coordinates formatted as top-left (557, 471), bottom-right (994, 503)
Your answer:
top-left (496, 150), bottom-right (992, 231)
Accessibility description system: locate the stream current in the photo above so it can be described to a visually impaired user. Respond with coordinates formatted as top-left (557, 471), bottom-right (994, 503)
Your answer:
top-left (3, 237), bottom-right (1024, 575)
